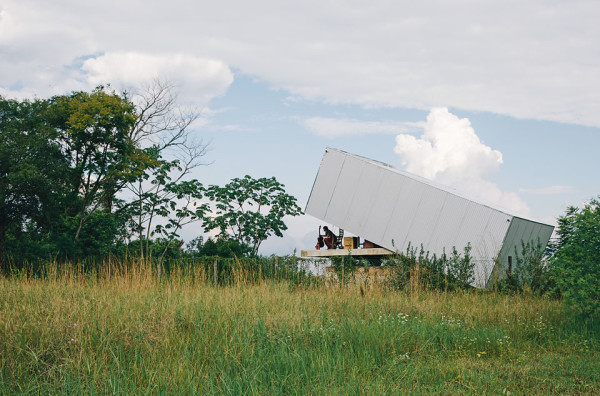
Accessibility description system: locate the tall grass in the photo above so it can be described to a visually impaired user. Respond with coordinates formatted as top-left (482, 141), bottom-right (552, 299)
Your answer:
top-left (1, 260), bottom-right (599, 394)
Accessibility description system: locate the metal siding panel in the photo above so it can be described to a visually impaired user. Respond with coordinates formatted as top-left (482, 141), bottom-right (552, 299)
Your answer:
top-left (461, 204), bottom-right (494, 286)
top-left (325, 155), bottom-right (365, 226)
top-left (305, 149), bottom-right (346, 220)
top-left (383, 176), bottom-right (427, 250)
top-left (538, 224), bottom-right (555, 246)
top-left (427, 193), bottom-right (470, 254)
top-left (517, 220), bottom-right (536, 273)
top-left (509, 219), bottom-right (553, 263)
top-left (402, 187), bottom-right (448, 250)
top-left (496, 218), bottom-right (555, 283)
top-left (479, 211), bottom-right (512, 260)
top-left (475, 211), bottom-right (512, 286)
top-left (502, 218), bottom-right (525, 260)
top-left (444, 202), bottom-right (509, 287)
top-left (453, 201), bottom-right (490, 253)
top-left (344, 164), bottom-right (386, 233)
top-left (361, 169), bottom-right (408, 244)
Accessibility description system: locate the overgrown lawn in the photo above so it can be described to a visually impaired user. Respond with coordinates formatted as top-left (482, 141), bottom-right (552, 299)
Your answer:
top-left (1, 268), bottom-right (598, 394)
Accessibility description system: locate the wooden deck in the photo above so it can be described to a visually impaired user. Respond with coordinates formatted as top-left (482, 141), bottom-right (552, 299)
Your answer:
top-left (300, 248), bottom-right (394, 258)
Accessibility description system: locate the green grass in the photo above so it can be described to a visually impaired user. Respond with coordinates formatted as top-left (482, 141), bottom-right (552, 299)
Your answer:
top-left (1, 264), bottom-right (599, 394)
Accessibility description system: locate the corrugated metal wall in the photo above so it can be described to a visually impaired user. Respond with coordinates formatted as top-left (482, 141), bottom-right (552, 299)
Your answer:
top-left (495, 217), bottom-right (555, 278)
top-left (306, 148), bottom-right (555, 287)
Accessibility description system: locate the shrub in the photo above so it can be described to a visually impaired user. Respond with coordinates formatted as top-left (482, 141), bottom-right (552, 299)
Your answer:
top-left (447, 243), bottom-right (474, 289)
top-left (384, 243), bottom-right (474, 292)
top-left (514, 239), bottom-right (554, 295)
top-left (551, 198), bottom-right (600, 318)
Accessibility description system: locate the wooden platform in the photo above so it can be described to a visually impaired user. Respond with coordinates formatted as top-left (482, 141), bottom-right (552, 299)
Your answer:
top-left (301, 248), bottom-right (394, 258)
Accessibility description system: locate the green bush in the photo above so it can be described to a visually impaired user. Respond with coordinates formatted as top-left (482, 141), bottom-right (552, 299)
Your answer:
top-left (551, 197), bottom-right (600, 318)
top-left (384, 243), bottom-right (474, 291)
top-left (186, 237), bottom-right (252, 258)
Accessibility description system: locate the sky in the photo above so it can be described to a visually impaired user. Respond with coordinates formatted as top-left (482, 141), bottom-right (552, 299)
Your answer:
top-left (1, 0), bottom-right (599, 255)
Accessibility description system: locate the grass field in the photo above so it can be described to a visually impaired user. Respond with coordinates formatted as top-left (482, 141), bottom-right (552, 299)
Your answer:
top-left (1, 263), bottom-right (599, 394)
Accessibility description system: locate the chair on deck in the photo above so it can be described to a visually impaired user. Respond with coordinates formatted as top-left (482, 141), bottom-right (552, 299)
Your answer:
top-left (335, 228), bottom-right (344, 249)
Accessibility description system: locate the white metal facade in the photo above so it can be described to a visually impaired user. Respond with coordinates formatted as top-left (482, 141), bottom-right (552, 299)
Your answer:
top-left (305, 148), bottom-right (555, 287)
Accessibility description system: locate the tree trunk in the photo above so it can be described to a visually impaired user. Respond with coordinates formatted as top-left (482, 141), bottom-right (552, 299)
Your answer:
top-left (139, 181), bottom-right (144, 263)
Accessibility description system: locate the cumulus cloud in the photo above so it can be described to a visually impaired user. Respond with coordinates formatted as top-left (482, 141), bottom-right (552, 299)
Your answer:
top-left (394, 108), bottom-right (530, 216)
top-left (305, 117), bottom-right (423, 138)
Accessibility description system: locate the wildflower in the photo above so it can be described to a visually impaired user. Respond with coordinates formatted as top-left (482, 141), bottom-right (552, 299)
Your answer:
top-left (73, 323), bottom-right (78, 328)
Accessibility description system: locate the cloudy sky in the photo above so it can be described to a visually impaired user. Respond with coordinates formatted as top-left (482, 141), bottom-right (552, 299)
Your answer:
top-left (2, 0), bottom-right (599, 254)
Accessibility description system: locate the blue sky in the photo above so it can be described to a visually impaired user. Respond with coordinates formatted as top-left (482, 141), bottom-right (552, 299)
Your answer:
top-left (1, 0), bottom-right (599, 254)
top-left (197, 74), bottom-right (600, 253)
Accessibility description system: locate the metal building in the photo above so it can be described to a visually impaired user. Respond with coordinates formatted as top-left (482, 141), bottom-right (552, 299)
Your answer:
top-left (305, 147), bottom-right (554, 288)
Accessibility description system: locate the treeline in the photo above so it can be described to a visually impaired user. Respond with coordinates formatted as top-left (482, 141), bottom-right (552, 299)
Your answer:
top-left (0, 83), bottom-right (301, 270)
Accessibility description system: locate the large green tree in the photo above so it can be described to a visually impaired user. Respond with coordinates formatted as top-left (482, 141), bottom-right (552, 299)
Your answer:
top-left (46, 87), bottom-right (140, 238)
top-left (203, 175), bottom-right (302, 256)
top-left (0, 87), bottom-right (153, 264)
top-left (552, 197), bottom-right (600, 317)
top-left (0, 97), bottom-right (70, 267)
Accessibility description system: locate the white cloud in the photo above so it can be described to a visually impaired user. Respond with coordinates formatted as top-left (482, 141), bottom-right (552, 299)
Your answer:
top-left (519, 186), bottom-right (575, 195)
top-left (394, 108), bottom-right (530, 216)
top-left (2, 0), bottom-right (600, 126)
top-left (82, 52), bottom-right (233, 106)
top-left (305, 117), bottom-right (423, 138)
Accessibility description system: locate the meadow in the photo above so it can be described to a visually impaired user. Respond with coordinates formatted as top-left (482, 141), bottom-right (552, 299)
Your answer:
top-left (1, 260), bottom-right (599, 395)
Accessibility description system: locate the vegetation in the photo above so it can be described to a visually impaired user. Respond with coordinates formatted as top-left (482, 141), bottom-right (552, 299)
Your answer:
top-left (0, 86), bottom-right (301, 270)
top-left (203, 175), bottom-right (303, 256)
top-left (1, 263), bottom-right (598, 394)
top-left (383, 243), bottom-right (475, 292)
top-left (2, 83), bottom-right (600, 393)
top-left (551, 198), bottom-right (600, 317)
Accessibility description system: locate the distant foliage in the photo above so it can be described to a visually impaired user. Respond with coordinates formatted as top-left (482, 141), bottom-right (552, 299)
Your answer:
top-left (186, 237), bottom-right (252, 259)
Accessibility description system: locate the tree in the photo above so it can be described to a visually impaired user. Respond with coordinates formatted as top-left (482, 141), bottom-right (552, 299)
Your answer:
top-left (203, 175), bottom-right (303, 256)
top-left (0, 82), bottom-right (209, 266)
top-left (552, 198), bottom-right (600, 317)
top-left (0, 97), bottom-right (72, 267)
top-left (45, 87), bottom-right (140, 239)
top-left (123, 81), bottom-right (209, 263)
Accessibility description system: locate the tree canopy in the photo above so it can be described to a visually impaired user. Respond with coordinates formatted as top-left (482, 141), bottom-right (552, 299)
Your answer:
top-left (203, 175), bottom-right (303, 256)
top-left (1, 87), bottom-right (301, 268)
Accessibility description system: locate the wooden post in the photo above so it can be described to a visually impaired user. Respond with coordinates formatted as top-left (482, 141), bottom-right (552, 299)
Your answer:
top-left (274, 256), bottom-right (278, 278)
top-left (213, 258), bottom-right (218, 286)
